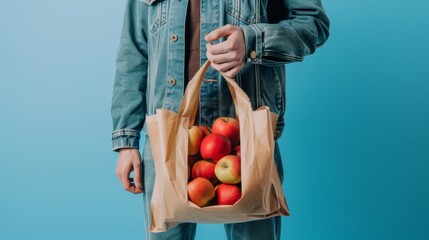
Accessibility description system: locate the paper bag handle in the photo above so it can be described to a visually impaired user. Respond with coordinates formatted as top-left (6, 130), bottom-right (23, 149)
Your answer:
top-left (178, 60), bottom-right (252, 125)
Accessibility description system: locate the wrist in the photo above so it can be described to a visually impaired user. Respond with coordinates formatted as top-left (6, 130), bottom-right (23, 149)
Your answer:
top-left (118, 148), bottom-right (139, 153)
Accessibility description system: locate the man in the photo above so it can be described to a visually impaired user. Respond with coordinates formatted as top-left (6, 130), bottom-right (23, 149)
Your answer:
top-left (111, 0), bottom-right (329, 239)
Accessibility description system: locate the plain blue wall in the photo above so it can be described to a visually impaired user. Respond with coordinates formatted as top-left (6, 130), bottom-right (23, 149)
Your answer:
top-left (1, 0), bottom-right (428, 239)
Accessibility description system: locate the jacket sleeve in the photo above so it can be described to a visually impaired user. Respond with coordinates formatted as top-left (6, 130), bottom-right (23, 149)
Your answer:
top-left (240, 0), bottom-right (330, 65)
top-left (111, 0), bottom-right (148, 151)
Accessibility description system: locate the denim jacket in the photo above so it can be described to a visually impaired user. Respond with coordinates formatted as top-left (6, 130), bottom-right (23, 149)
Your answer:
top-left (111, 0), bottom-right (329, 150)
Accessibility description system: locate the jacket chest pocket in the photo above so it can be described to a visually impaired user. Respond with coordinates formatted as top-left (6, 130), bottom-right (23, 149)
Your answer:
top-left (141, 0), bottom-right (168, 34)
top-left (226, 0), bottom-right (263, 25)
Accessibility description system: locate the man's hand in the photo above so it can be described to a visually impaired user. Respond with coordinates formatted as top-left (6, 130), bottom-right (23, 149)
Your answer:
top-left (205, 24), bottom-right (246, 78)
top-left (116, 148), bottom-right (143, 194)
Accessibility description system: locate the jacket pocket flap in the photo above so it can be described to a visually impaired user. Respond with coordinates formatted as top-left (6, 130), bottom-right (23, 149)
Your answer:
top-left (140, 0), bottom-right (158, 5)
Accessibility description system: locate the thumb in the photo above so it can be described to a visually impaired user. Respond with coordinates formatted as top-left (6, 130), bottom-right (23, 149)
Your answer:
top-left (205, 25), bottom-right (234, 42)
top-left (133, 161), bottom-right (143, 191)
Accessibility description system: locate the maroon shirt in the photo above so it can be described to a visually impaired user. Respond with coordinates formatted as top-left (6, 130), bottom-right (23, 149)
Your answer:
top-left (185, 0), bottom-right (201, 85)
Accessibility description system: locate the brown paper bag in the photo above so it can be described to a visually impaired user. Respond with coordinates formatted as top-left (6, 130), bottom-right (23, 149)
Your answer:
top-left (146, 61), bottom-right (289, 232)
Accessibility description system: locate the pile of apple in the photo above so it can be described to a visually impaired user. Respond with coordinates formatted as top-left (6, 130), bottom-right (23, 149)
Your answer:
top-left (187, 117), bottom-right (242, 207)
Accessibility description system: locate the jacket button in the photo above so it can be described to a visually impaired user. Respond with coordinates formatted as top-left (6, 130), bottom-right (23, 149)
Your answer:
top-left (170, 34), bottom-right (178, 42)
top-left (250, 50), bottom-right (257, 60)
top-left (168, 78), bottom-right (176, 86)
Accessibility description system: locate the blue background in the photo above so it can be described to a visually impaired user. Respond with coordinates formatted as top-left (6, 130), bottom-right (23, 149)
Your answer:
top-left (1, 0), bottom-right (428, 239)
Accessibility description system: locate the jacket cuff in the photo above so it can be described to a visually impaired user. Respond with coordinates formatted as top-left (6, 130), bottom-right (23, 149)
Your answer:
top-left (112, 129), bottom-right (140, 151)
top-left (240, 25), bottom-right (263, 64)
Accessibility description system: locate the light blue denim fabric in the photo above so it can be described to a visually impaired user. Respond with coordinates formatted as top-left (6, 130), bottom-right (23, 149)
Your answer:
top-left (111, 0), bottom-right (330, 150)
top-left (111, 0), bottom-right (329, 239)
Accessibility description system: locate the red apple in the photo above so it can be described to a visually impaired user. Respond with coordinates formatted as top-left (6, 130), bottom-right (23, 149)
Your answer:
top-left (215, 183), bottom-right (241, 205)
top-left (231, 145), bottom-right (241, 158)
top-left (215, 155), bottom-right (241, 184)
top-left (200, 133), bottom-right (231, 162)
top-left (212, 117), bottom-right (240, 147)
top-left (188, 126), bottom-right (204, 155)
top-left (192, 160), bottom-right (218, 184)
top-left (187, 177), bottom-right (215, 207)
top-left (198, 125), bottom-right (212, 137)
